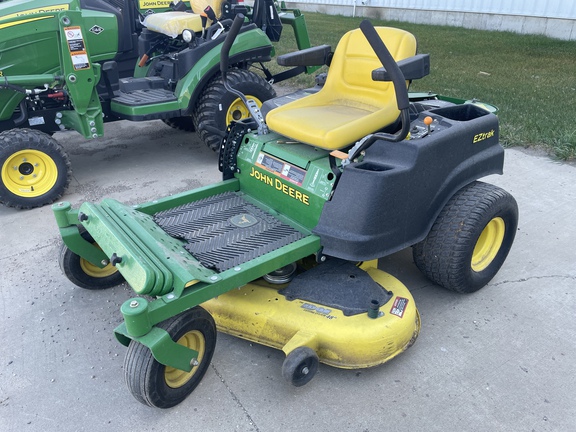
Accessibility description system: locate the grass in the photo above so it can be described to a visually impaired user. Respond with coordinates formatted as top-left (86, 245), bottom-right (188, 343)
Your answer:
top-left (270, 12), bottom-right (576, 160)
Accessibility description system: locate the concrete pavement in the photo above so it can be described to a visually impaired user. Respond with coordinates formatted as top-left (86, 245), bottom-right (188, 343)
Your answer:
top-left (1, 120), bottom-right (575, 431)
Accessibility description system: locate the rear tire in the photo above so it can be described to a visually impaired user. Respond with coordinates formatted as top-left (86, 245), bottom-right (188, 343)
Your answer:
top-left (194, 69), bottom-right (276, 151)
top-left (0, 128), bottom-right (71, 209)
top-left (412, 181), bottom-right (518, 293)
top-left (162, 116), bottom-right (195, 132)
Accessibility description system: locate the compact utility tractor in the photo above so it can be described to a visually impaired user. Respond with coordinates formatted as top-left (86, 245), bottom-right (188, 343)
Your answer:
top-left (53, 16), bottom-right (518, 408)
top-left (0, 0), bottom-right (316, 209)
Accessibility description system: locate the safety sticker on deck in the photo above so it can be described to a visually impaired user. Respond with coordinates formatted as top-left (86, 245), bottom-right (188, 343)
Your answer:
top-left (390, 297), bottom-right (409, 318)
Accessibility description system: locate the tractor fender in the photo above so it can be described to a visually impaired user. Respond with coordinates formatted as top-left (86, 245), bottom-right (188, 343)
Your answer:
top-left (173, 26), bottom-right (273, 115)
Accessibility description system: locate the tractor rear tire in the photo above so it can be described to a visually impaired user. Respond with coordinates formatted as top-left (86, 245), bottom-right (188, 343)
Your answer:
top-left (124, 307), bottom-right (217, 408)
top-left (0, 128), bottom-right (71, 209)
top-left (412, 181), bottom-right (518, 293)
top-left (162, 116), bottom-right (195, 132)
top-left (194, 68), bottom-right (276, 152)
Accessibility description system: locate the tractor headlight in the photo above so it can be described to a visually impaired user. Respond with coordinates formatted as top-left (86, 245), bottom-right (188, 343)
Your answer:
top-left (182, 29), bottom-right (193, 43)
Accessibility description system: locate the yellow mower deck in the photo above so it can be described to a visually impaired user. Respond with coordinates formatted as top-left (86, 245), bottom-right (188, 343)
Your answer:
top-left (203, 263), bottom-right (420, 370)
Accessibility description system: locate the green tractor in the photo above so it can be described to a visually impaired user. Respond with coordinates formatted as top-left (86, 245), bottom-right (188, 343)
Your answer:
top-left (0, 0), bottom-right (315, 209)
top-left (54, 16), bottom-right (518, 408)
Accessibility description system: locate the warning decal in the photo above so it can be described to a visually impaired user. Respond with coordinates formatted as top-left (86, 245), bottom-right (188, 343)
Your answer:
top-left (64, 26), bottom-right (90, 71)
top-left (256, 152), bottom-right (306, 187)
top-left (390, 296), bottom-right (409, 318)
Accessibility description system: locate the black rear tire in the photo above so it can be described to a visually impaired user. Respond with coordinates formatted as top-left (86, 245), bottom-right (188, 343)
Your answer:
top-left (413, 181), bottom-right (518, 293)
top-left (124, 307), bottom-right (217, 408)
top-left (0, 128), bottom-right (71, 209)
top-left (162, 116), bottom-right (195, 132)
top-left (194, 68), bottom-right (276, 151)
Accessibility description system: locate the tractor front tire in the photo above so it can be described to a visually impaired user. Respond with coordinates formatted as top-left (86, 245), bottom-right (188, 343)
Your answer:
top-left (124, 307), bottom-right (217, 408)
top-left (58, 229), bottom-right (125, 290)
top-left (412, 181), bottom-right (518, 293)
top-left (0, 128), bottom-right (71, 209)
top-left (194, 68), bottom-right (276, 151)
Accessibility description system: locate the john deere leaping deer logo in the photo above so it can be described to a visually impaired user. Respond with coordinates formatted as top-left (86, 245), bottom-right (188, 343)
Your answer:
top-left (230, 213), bottom-right (258, 228)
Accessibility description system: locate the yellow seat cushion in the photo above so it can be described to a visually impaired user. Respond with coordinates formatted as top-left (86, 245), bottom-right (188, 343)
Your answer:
top-left (142, 0), bottom-right (224, 38)
top-left (143, 12), bottom-right (204, 37)
top-left (266, 27), bottom-right (417, 150)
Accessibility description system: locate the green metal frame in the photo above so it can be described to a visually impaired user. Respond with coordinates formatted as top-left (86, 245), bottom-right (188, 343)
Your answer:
top-left (52, 129), bottom-right (339, 371)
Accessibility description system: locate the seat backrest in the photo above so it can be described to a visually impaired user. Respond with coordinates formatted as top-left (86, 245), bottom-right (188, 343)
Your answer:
top-left (265, 27), bottom-right (417, 150)
top-left (324, 26), bottom-right (417, 110)
top-left (190, 0), bottom-right (225, 18)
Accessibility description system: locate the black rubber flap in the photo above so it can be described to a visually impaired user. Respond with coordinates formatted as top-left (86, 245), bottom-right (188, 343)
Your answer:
top-left (154, 192), bottom-right (304, 272)
top-left (279, 259), bottom-right (393, 316)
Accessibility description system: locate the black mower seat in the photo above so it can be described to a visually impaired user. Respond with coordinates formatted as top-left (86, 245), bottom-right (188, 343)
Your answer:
top-left (266, 27), bottom-right (417, 150)
top-left (142, 0), bottom-right (224, 37)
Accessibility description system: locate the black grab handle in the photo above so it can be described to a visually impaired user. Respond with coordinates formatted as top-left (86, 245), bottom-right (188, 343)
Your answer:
top-left (220, 14), bottom-right (245, 75)
top-left (359, 20), bottom-right (410, 111)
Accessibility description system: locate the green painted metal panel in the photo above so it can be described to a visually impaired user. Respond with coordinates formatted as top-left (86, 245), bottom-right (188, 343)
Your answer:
top-left (235, 133), bottom-right (335, 230)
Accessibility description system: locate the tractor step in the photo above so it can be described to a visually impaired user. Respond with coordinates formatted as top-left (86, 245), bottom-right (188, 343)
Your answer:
top-left (110, 76), bottom-right (179, 120)
top-left (154, 191), bottom-right (305, 272)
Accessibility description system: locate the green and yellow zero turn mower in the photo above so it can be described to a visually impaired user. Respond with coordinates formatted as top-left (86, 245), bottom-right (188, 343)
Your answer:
top-left (53, 16), bottom-right (518, 408)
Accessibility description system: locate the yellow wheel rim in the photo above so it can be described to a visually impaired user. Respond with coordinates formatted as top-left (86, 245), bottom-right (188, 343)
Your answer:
top-left (79, 257), bottom-right (118, 278)
top-left (225, 96), bottom-right (263, 124)
top-left (164, 330), bottom-right (206, 388)
top-left (1, 149), bottom-right (58, 198)
top-left (471, 217), bottom-right (505, 272)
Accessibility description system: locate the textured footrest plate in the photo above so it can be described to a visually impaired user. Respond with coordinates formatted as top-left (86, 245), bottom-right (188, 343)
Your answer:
top-left (154, 192), bottom-right (305, 272)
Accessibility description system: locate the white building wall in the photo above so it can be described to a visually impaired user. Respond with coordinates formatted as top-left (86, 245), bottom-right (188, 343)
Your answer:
top-left (285, 0), bottom-right (576, 40)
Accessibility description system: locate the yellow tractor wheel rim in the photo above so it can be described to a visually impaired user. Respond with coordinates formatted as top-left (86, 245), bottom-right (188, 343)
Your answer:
top-left (79, 257), bottom-right (118, 278)
top-left (164, 330), bottom-right (206, 388)
top-left (225, 96), bottom-right (263, 124)
top-left (471, 217), bottom-right (505, 272)
top-left (1, 149), bottom-right (58, 198)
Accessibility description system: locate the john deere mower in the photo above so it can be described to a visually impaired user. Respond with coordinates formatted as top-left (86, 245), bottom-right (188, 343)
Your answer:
top-left (53, 16), bottom-right (518, 408)
top-left (0, 0), bottom-right (316, 209)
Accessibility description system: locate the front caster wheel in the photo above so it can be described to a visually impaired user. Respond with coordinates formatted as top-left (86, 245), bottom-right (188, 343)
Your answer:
top-left (124, 307), bottom-right (217, 408)
top-left (413, 181), bottom-right (518, 293)
top-left (58, 229), bottom-right (125, 290)
top-left (282, 346), bottom-right (319, 387)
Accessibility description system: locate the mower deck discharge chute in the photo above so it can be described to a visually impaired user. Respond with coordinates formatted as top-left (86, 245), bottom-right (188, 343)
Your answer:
top-left (54, 17), bottom-right (518, 408)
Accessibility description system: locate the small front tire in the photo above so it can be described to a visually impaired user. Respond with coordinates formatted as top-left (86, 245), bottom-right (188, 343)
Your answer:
top-left (58, 229), bottom-right (125, 290)
top-left (124, 307), bottom-right (217, 408)
top-left (0, 128), bottom-right (71, 209)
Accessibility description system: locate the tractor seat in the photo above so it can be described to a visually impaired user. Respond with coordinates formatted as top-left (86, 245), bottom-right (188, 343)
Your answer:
top-left (266, 27), bottom-right (417, 150)
top-left (142, 0), bottom-right (224, 38)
